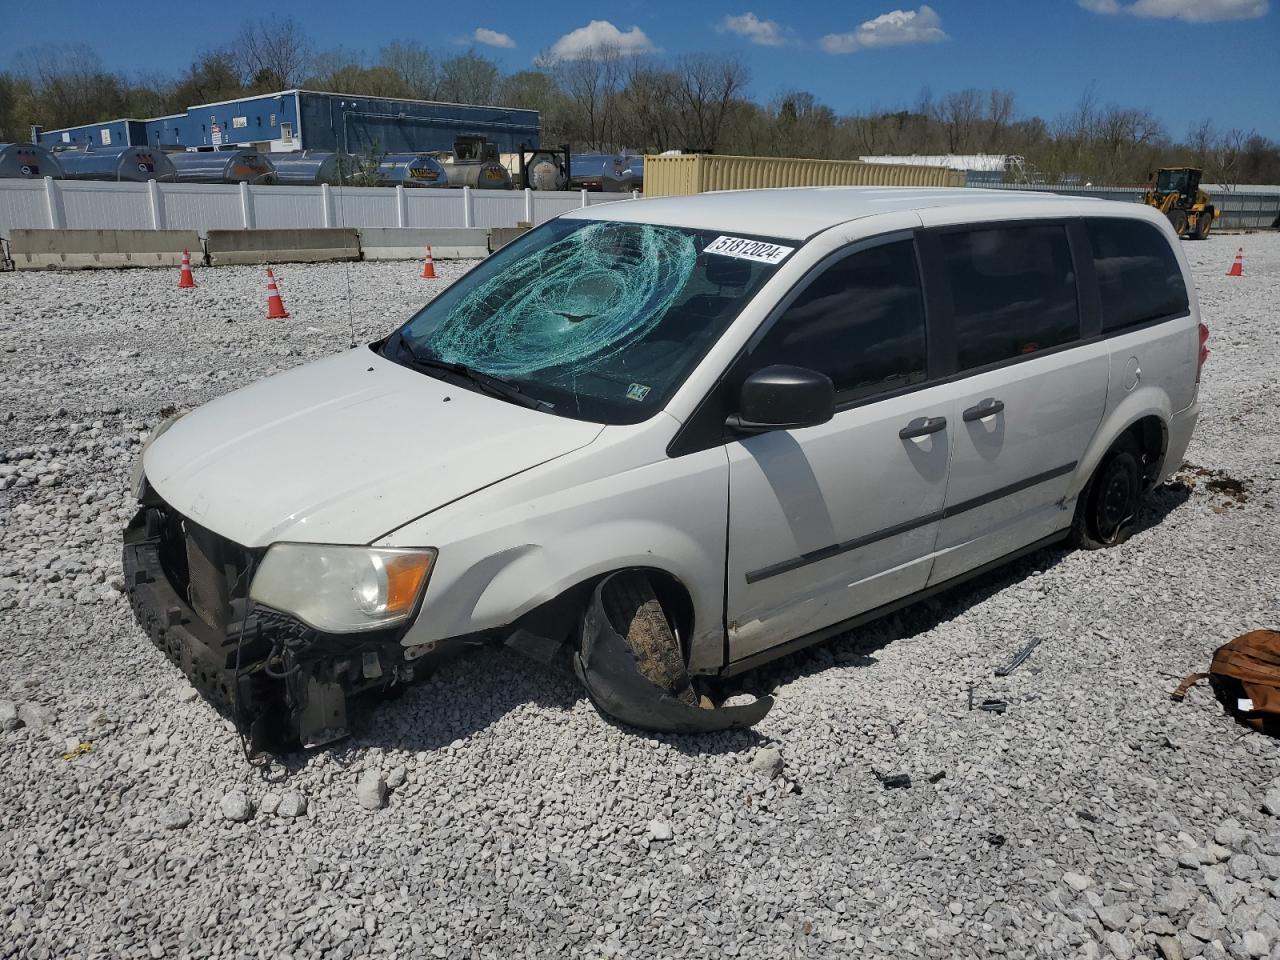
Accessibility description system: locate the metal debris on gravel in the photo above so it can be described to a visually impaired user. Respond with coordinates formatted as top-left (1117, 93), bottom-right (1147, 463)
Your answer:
top-left (2, 239), bottom-right (1280, 958)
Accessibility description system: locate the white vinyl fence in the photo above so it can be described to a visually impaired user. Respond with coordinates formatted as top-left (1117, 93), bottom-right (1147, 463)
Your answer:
top-left (0, 177), bottom-right (636, 238)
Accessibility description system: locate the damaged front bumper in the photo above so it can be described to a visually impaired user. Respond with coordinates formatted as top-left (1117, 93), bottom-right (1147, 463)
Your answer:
top-left (122, 504), bottom-right (428, 752)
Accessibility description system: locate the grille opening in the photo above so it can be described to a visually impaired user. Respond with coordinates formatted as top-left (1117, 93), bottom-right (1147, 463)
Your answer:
top-left (152, 505), bottom-right (254, 633)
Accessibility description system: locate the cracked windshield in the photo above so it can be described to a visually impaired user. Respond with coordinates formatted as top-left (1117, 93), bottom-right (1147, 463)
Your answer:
top-left (391, 218), bottom-right (791, 423)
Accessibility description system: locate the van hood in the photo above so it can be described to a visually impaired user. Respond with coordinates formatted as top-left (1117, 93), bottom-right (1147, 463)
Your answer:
top-left (144, 348), bottom-right (604, 547)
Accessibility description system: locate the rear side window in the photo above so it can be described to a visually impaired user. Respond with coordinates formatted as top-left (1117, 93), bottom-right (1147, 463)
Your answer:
top-left (1087, 218), bottom-right (1189, 331)
top-left (751, 239), bottom-right (927, 402)
top-left (940, 224), bottom-right (1079, 371)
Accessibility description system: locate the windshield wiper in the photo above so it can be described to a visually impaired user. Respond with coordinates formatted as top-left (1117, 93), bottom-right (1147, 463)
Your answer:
top-left (395, 332), bottom-right (551, 411)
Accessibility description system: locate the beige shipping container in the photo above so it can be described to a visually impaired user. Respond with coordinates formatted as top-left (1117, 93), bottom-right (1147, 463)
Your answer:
top-left (644, 153), bottom-right (964, 197)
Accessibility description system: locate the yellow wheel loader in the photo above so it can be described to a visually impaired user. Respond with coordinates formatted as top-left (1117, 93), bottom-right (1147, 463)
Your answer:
top-left (1144, 168), bottom-right (1217, 240)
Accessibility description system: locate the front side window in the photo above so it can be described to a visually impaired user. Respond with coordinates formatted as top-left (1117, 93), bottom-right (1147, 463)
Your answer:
top-left (748, 239), bottom-right (927, 402)
top-left (387, 218), bottom-right (791, 424)
top-left (1086, 218), bottom-right (1189, 332)
top-left (940, 224), bottom-right (1079, 371)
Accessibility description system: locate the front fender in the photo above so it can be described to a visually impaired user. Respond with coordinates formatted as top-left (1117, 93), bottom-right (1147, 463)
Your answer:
top-left (469, 518), bottom-right (715, 632)
top-left (385, 443), bottom-right (731, 673)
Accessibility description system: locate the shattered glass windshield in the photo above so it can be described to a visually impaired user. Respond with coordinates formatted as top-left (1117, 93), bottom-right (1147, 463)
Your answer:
top-left (386, 218), bottom-right (793, 424)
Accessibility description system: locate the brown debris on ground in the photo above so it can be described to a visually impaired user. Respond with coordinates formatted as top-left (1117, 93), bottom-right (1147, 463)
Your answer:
top-left (1176, 462), bottom-right (1252, 511)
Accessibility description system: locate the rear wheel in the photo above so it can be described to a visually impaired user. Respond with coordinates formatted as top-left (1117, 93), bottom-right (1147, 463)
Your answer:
top-left (1168, 208), bottom-right (1189, 237)
top-left (1072, 434), bottom-right (1144, 549)
top-left (598, 572), bottom-right (699, 706)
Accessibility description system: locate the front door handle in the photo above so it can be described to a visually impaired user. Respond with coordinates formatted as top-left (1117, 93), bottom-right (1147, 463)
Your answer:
top-left (963, 398), bottom-right (1005, 422)
top-left (899, 416), bottom-right (948, 439)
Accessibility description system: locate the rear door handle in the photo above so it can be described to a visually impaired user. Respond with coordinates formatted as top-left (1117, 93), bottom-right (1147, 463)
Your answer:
top-left (963, 398), bottom-right (1005, 422)
top-left (899, 416), bottom-right (948, 439)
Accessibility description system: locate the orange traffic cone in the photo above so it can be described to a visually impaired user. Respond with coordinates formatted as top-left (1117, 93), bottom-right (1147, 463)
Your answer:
top-left (1226, 248), bottom-right (1244, 277)
top-left (420, 245), bottom-right (437, 279)
top-left (265, 269), bottom-right (290, 319)
top-left (177, 248), bottom-right (196, 289)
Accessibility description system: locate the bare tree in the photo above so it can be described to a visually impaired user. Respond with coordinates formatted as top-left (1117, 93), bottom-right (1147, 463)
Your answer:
top-left (983, 89), bottom-right (1015, 152)
top-left (13, 44), bottom-right (124, 128)
top-left (170, 50), bottom-right (244, 109)
top-left (552, 44), bottom-right (624, 150)
top-left (234, 16), bottom-right (311, 91)
top-left (1210, 128), bottom-right (1249, 190)
top-left (305, 48), bottom-right (361, 88)
top-left (840, 111), bottom-right (884, 156)
top-left (616, 56), bottom-right (678, 152)
top-left (935, 88), bottom-right (983, 154)
top-left (378, 42), bottom-right (438, 100)
top-left (769, 91), bottom-right (837, 158)
top-left (0, 74), bottom-right (19, 142)
top-left (1092, 105), bottom-right (1165, 183)
top-left (497, 70), bottom-right (570, 141)
top-left (670, 54), bottom-right (749, 153)
top-left (438, 51), bottom-right (500, 105)
top-left (1186, 118), bottom-right (1215, 168)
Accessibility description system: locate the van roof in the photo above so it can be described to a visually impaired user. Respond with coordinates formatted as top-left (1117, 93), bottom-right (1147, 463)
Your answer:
top-left (564, 186), bottom-right (1122, 241)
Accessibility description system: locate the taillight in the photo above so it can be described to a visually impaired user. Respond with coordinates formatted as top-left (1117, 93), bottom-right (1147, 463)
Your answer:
top-left (1197, 322), bottom-right (1210, 381)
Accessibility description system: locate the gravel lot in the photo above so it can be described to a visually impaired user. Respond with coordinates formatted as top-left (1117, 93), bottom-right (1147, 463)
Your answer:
top-left (1, 234), bottom-right (1278, 960)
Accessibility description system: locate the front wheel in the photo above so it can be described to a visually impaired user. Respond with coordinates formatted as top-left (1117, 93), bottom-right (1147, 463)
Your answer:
top-left (1192, 206), bottom-right (1214, 240)
top-left (1072, 435), bottom-right (1144, 549)
top-left (574, 572), bottom-right (775, 733)
top-left (1168, 208), bottom-right (1189, 237)
top-left (598, 572), bottom-right (699, 706)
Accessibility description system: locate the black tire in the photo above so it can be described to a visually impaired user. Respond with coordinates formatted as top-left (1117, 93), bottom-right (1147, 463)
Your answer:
top-left (1192, 206), bottom-right (1214, 240)
top-left (598, 572), bottom-right (699, 706)
top-left (1168, 208), bottom-right (1189, 237)
top-left (1072, 434), bottom-right (1144, 550)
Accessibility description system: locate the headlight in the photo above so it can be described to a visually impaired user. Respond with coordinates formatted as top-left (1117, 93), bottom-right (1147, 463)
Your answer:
top-left (129, 411), bottom-right (186, 500)
top-left (249, 544), bottom-right (436, 634)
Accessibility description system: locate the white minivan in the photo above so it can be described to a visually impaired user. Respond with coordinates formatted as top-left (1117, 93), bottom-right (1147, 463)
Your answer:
top-left (124, 187), bottom-right (1207, 749)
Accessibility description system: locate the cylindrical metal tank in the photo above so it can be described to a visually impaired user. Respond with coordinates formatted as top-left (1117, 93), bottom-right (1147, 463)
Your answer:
top-left (55, 146), bottom-right (177, 182)
top-left (167, 149), bottom-right (276, 184)
top-left (378, 153), bottom-right (450, 188)
top-left (602, 155), bottom-right (644, 193)
top-left (525, 151), bottom-right (567, 191)
top-left (569, 154), bottom-right (611, 191)
top-left (0, 143), bottom-right (65, 179)
top-left (270, 150), bottom-right (352, 186)
top-left (439, 157), bottom-right (512, 190)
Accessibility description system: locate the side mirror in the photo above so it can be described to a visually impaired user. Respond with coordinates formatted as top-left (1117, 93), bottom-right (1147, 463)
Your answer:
top-left (727, 365), bottom-right (835, 434)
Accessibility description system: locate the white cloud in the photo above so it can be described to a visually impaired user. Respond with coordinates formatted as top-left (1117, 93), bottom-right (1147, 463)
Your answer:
top-left (720, 12), bottom-right (789, 46)
top-left (1078, 0), bottom-right (1268, 20)
top-left (543, 20), bottom-right (656, 61)
top-left (820, 5), bottom-right (949, 54)
top-left (472, 27), bottom-right (516, 48)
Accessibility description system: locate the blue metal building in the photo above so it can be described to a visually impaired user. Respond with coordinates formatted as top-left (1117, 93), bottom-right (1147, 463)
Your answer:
top-left (40, 118), bottom-right (150, 149)
top-left (38, 90), bottom-right (540, 155)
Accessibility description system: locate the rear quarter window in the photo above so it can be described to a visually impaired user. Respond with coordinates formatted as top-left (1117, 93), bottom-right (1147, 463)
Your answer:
top-left (939, 223), bottom-right (1080, 371)
top-left (1086, 218), bottom-right (1189, 332)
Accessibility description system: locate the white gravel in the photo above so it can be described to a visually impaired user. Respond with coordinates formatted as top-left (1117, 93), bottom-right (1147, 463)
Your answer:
top-left (1, 236), bottom-right (1279, 959)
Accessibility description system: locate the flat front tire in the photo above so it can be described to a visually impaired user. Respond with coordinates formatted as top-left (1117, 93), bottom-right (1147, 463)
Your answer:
top-left (597, 572), bottom-right (699, 706)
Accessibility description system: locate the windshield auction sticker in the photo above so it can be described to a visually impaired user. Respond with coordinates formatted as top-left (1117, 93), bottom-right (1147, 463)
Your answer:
top-left (704, 236), bottom-right (795, 265)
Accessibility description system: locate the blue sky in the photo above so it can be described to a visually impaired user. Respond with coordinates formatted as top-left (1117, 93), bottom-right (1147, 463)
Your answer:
top-left (6, 0), bottom-right (1276, 139)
